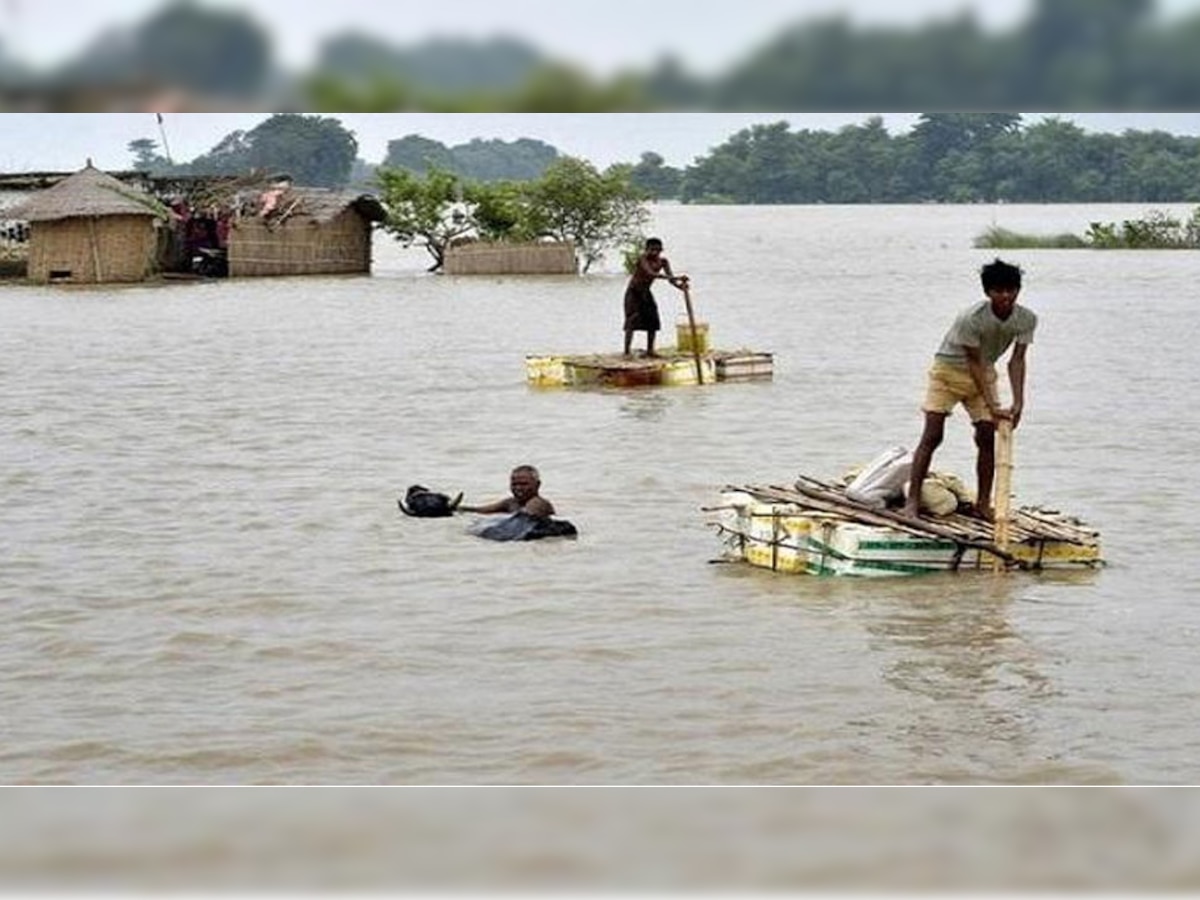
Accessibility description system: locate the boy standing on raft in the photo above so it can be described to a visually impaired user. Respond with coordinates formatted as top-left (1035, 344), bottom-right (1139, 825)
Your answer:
top-left (624, 237), bottom-right (688, 358)
top-left (903, 258), bottom-right (1037, 521)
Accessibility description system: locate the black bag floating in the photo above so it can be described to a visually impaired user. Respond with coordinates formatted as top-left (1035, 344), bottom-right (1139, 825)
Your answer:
top-left (471, 512), bottom-right (579, 542)
top-left (398, 485), bottom-right (463, 518)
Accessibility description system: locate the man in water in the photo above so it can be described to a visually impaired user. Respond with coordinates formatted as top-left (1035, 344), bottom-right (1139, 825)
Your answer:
top-left (903, 258), bottom-right (1037, 521)
top-left (460, 465), bottom-right (555, 519)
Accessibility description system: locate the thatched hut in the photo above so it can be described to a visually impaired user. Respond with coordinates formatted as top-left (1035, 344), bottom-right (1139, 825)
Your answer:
top-left (227, 187), bottom-right (386, 277)
top-left (4, 162), bottom-right (167, 284)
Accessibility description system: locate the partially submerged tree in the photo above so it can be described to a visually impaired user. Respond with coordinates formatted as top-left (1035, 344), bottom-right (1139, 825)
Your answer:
top-left (464, 180), bottom-right (534, 242)
top-left (521, 158), bottom-right (649, 273)
top-left (375, 166), bottom-right (474, 272)
top-left (375, 156), bottom-right (649, 273)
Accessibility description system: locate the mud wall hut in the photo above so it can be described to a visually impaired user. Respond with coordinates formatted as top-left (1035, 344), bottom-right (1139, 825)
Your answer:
top-left (228, 188), bottom-right (386, 277)
top-left (3, 163), bottom-right (166, 284)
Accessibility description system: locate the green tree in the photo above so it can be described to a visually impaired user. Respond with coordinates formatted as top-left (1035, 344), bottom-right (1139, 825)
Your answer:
top-left (910, 113), bottom-right (1023, 198)
top-left (127, 138), bottom-right (166, 172)
top-left (376, 157), bottom-right (651, 274)
top-left (680, 121), bottom-right (814, 203)
top-left (464, 180), bottom-right (534, 242)
top-left (381, 135), bottom-right (559, 181)
top-left (521, 157), bottom-right (649, 272)
top-left (452, 138), bottom-right (559, 181)
top-left (629, 152), bottom-right (682, 199)
top-left (190, 114), bottom-right (358, 186)
top-left (383, 135), bottom-right (457, 174)
top-left (1014, 0), bottom-right (1154, 104)
top-left (375, 166), bottom-right (474, 272)
top-left (1013, 117), bottom-right (1091, 201)
top-left (641, 56), bottom-right (710, 108)
top-left (136, 2), bottom-right (271, 96)
top-left (61, 1), bottom-right (271, 97)
top-left (824, 117), bottom-right (907, 202)
top-left (505, 64), bottom-right (652, 112)
top-left (187, 129), bottom-right (253, 174)
top-left (314, 33), bottom-right (545, 93)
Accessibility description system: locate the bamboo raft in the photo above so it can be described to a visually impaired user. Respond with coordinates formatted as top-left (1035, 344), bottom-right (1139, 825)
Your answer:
top-left (528, 348), bottom-right (774, 388)
top-left (526, 320), bottom-right (773, 388)
top-left (711, 476), bottom-right (1103, 577)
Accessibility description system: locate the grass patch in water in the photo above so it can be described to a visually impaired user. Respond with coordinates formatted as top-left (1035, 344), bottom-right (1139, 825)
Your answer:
top-left (974, 226), bottom-right (1087, 249)
top-left (976, 207), bottom-right (1200, 250)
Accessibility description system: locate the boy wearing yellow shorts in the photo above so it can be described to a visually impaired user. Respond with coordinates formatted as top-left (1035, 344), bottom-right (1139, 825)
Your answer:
top-left (903, 259), bottom-right (1037, 520)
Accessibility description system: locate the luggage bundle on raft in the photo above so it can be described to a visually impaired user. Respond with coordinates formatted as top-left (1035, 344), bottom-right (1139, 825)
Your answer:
top-left (710, 476), bottom-right (1103, 577)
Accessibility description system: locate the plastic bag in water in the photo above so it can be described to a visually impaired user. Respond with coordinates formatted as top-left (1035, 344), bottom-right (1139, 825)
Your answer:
top-left (470, 512), bottom-right (579, 542)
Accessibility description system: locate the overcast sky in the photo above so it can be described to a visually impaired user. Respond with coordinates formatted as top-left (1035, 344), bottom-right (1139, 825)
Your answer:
top-left (5, 113), bottom-right (1200, 175)
top-left (3, 0), bottom-right (1200, 75)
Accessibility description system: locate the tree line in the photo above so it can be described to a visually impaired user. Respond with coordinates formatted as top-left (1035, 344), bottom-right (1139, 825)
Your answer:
top-left (673, 114), bottom-right (1200, 204)
top-left (129, 112), bottom-right (1200, 205)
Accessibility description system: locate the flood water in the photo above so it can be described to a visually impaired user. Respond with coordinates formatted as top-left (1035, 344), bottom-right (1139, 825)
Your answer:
top-left (2, 202), bottom-right (1198, 785)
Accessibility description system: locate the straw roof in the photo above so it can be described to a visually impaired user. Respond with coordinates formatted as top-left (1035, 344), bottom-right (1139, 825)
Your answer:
top-left (4, 163), bottom-right (168, 223)
top-left (266, 187), bottom-right (387, 224)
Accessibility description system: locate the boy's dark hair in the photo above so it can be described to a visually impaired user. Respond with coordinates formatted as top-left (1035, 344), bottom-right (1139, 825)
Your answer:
top-left (645, 237), bottom-right (663, 250)
top-left (980, 258), bottom-right (1022, 292)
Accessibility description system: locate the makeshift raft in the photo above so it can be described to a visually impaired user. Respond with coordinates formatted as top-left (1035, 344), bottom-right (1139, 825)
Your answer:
top-left (711, 476), bottom-right (1103, 577)
top-left (526, 321), bottom-right (773, 388)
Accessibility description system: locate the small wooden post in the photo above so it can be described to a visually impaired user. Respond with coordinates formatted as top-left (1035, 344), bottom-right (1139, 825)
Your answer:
top-left (992, 417), bottom-right (1014, 572)
top-left (682, 283), bottom-right (704, 385)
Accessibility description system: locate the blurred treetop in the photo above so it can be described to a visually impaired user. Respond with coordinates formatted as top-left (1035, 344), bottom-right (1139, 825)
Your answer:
top-left (6, 0), bottom-right (1200, 110)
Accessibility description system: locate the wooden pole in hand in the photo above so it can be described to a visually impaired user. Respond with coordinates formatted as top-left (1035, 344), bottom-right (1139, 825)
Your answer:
top-left (992, 416), bottom-right (1014, 572)
top-left (681, 280), bottom-right (704, 385)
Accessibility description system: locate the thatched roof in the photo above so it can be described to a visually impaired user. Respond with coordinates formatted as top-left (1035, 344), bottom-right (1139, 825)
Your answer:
top-left (4, 163), bottom-right (168, 223)
top-left (266, 187), bottom-right (387, 224)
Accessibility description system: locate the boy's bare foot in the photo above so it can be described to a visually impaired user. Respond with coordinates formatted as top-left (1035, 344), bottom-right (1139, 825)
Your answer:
top-left (900, 504), bottom-right (922, 520)
top-left (645, 351), bottom-right (661, 358)
top-left (966, 504), bottom-right (994, 522)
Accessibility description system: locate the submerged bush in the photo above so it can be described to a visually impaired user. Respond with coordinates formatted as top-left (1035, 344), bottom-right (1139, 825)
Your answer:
top-left (974, 226), bottom-right (1087, 249)
top-left (1085, 208), bottom-right (1200, 248)
top-left (976, 207), bottom-right (1200, 250)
